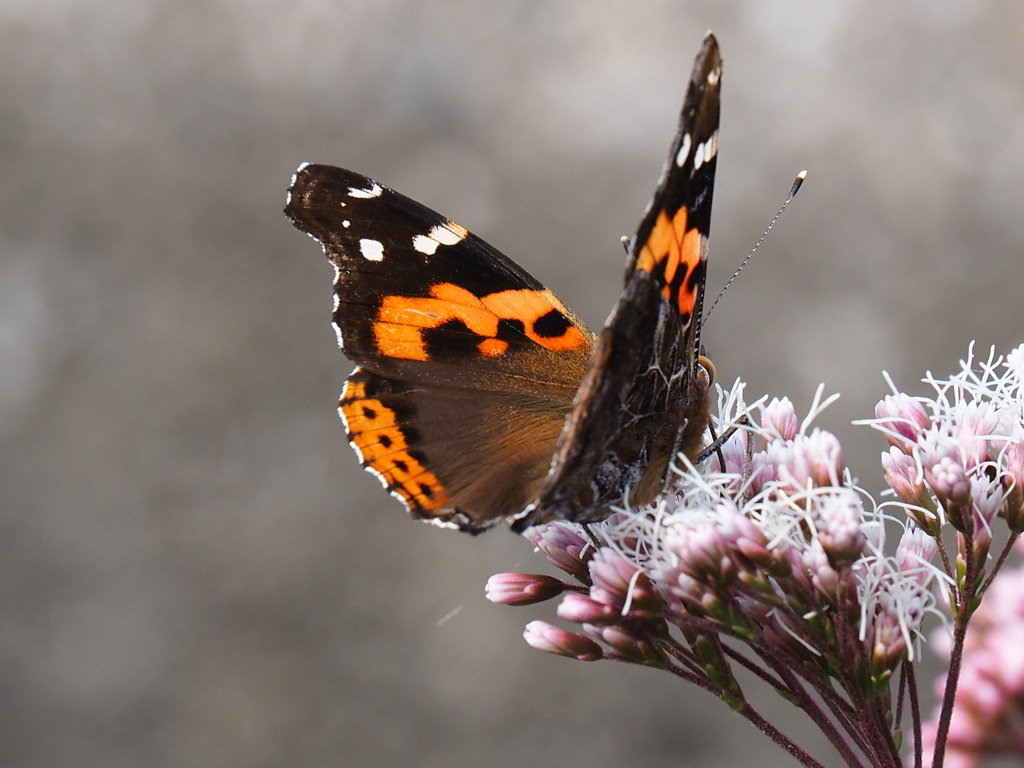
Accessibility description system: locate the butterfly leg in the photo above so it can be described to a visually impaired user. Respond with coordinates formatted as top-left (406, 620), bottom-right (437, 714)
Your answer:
top-left (698, 416), bottom-right (750, 469)
top-left (580, 523), bottom-right (604, 549)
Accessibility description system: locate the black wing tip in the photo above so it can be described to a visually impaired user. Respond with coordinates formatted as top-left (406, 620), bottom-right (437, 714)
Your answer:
top-left (283, 163), bottom-right (385, 241)
top-left (692, 34), bottom-right (722, 93)
top-left (283, 162), bottom-right (321, 224)
top-left (289, 163), bottom-right (374, 189)
top-left (697, 32), bottom-right (720, 69)
top-left (284, 163), bottom-right (379, 218)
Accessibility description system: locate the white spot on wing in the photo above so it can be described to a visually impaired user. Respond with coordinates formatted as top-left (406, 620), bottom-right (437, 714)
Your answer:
top-left (692, 133), bottom-right (718, 172)
top-left (707, 67), bottom-right (720, 86)
top-left (412, 234), bottom-right (439, 255)
top-left (676, 133), bottom-right (692, 167)
top-left (431, 221), bottom-right (468, 245)
top-left (359, 238), bottom-right (385, 261)
top-left (342, 220), bottom-right (351, 228)
top-left (348, 181), bottom-right (383, 199)
top-left (704, 132), bottom-right (719, 164)
top-left (411, 220), bottom-right (468, 256)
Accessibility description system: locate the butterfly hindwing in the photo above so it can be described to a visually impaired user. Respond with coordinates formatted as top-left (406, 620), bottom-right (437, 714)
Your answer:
top-left (339, 368), bottom-right (570, 530)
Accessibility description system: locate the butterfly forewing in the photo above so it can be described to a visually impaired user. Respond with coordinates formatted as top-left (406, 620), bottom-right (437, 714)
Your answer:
top-left (286, 165), bottom-right (595, 399)
top-left (512, 33), bottom-right (721, 530)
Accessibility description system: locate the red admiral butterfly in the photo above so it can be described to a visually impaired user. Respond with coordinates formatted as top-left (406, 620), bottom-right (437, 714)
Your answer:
top-left (285, 33), bottom-right (721, 533)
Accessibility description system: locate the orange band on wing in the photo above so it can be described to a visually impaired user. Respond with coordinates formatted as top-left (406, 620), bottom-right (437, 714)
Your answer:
top-left (634, 207), bottom-right (704, 316)
top-left (341, 379), bottom-right (449, 511)
top-left (480, 289), bottom-right (587, 352)
top-left (372, 283), bottom-right (587, 361)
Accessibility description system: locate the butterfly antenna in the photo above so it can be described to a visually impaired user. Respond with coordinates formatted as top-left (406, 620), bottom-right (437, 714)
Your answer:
top-left (704, 170), bottom-right (807, 321)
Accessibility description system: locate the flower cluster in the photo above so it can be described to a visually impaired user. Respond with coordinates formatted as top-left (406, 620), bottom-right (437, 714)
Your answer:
top-left (920, 550), bottom-right (1024, 768)
top-left (487, 344), bottom-right (1024, 768)
top-left (870, 345), bottom-right (1024, 582)
top-left (869, 344), bottom-right (1024, 768)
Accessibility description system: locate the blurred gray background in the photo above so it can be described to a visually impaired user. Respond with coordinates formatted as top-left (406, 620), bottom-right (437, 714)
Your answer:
top-left (3, 2), bottom-right (1024, 767)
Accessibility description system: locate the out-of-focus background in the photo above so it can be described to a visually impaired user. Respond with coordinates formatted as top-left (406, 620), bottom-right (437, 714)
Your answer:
top-left (3, 2), bottom-right (1024, 767)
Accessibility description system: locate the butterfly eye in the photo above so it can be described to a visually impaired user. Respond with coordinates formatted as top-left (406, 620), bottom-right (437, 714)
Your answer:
top-left (696, 356), bottom-right (716, 386)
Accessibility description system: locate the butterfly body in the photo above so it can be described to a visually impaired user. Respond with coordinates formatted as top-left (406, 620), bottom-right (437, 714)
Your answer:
top-left (286, 33), bottom-right (721, 533)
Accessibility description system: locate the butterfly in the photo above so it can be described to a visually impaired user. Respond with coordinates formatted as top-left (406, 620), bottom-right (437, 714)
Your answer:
top-left (285, 32), bottom-right (721, 534)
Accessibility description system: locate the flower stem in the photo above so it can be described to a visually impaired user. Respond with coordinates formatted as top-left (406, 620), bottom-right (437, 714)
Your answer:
top-left (978, 531), bottom-right (1021, 596)
top-left (754, 646), bottom-right (868, 767)
top-left (904, 662), bottom-right (923, 768)
top-left (930, 611), bottom-right (968, 768)
top-left (932, 521), bottom-right (978, 768)
top-left (730, 699), bottom-right (833, 768)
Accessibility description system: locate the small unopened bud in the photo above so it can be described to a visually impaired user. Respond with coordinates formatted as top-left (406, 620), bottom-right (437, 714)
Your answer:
top-left (523, 621), bottom-right (603, 661)
top-left (584, 623), bottom-right (664, 664)
top-left (556, 594), bottom-right (622, 624)
top-left (485, 573), bottom-right (565, 605)
top-left (762, 397), bottom-right (799, 441)
top-left (874, 394), bottom-right (931, 451)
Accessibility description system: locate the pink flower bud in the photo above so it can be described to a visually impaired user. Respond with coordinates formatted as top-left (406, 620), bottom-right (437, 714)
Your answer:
top-left (1003, 444), bottom-right (1024, 530)
top-left (921, 438), bottom-right (971, 507)
top-left (804, 429), bottom-right (845, 487)
top-left (589, 549), bottom-right (662, 613)
top-left (881, 448), bottom-right (932, 510)
top-left (524, 524), bottom-right (592, 580)
top-left (955, 400), bottom-right (1005, 470)
top-left (747, 452), bottom-right (778, 495)
top-left (556, 593), bottom-right (622, 624)
top-left (485, 573), bottom-right (565, 605)
top-left (1007, 443), bottom-right (1024, 491)
top-left (708, 429), bottom-right (748, 474)
top-left (584, 623), bottom-right (663, 664)
top-left (769, 430), bottom-right (844, 490)
top-left (523, 621), bottom-right (603, 660)
top-left (801, 540), bottom-right (840, 599)
top-left (814, 491), bottom-right (867, 567)
top-left (662, 516), bottom-right (738, 586)
top-left (762, 397), bottom-right (799, 441)
top-left (895, 526), bottom-right (939, 588)
top-left (875, 393), bottom-right (931, 451)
